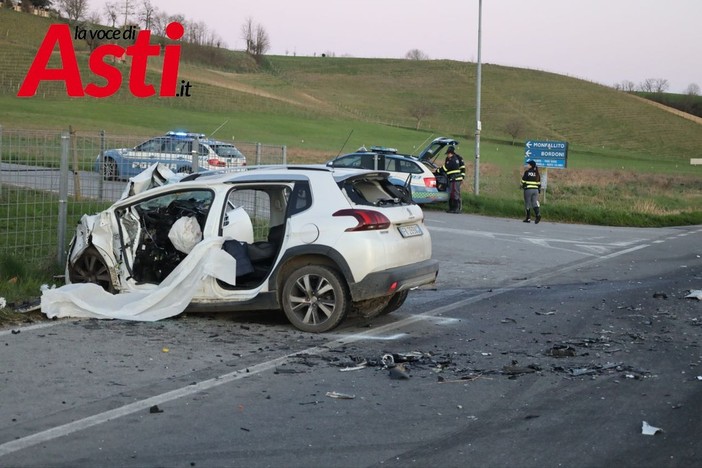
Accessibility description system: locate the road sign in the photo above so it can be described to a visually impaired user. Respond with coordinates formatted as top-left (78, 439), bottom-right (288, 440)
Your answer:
top-left (524, 140), bottom-right (568, 168)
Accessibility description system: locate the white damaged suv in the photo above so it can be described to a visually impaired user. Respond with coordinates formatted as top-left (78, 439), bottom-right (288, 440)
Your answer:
top-left (64, 164), bottom-right (438, 332)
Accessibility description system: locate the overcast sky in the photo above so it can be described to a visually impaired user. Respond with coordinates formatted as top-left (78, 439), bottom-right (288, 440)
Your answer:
top-left (89, 0), bottom-right (700, 93)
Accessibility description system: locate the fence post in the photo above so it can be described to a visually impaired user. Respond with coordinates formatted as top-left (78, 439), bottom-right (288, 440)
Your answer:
top-left (98, 130), bottom-right (105, 201)
top-left (256, 142), bottom-right (262, 166)
top-left (57, 132), bottom-right (70, 266)
top-left (0, 125), bottom-right (3, 199)
top-left (69, 125), bottom-right (81, 199)
top-left (192, 137), bottom-right (200, 173)
top-left (282, 145), bottom-right (287, 165)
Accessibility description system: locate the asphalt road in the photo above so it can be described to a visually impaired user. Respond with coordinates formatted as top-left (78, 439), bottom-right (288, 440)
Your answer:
top-left (1, 212), bottom-right (701, 467)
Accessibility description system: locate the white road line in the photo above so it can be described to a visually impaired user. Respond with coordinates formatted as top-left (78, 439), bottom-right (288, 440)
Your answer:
top-left (0, 242), bottom-right (654, 458)
top-left (0, 322), bottom-right (60, 337)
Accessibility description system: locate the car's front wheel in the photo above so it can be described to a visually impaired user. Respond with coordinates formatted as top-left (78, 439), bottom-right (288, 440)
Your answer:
top-left (281, 265), bottom-right (349, 333)
top-left (68, 247), bottom-right (115, 293)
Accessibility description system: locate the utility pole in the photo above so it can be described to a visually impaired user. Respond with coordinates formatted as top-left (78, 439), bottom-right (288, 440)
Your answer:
top-left (474, 0), bottom-right (483, 195)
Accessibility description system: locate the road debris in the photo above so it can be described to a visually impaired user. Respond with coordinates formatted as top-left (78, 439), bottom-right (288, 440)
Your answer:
top-left (641, 421), bottom-right (662, 435)
top-left (149, 405), bottom-right (164, 414)
top-left (502, 361), bottom-right (541, 376)
top-left (382, 354), bottom-right (411, 379)
top-left (685, 290), bottom-right (702, 300)
top-left (339, 362), bottom-right (367, 372)
top-left (325, 391), bottom-right (355, 399)
top-left (545, 345), bottom-right (577, 358)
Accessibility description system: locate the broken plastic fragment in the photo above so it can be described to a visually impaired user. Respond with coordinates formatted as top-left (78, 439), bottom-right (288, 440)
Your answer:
top-left (339, 362), bottom-right (367, 372)
top-left (641, 421), bottom-right (662, 435)
top-left (325, 391), bottom-right (355, 399)
top-left (685, 290), bottom-right (702, 300)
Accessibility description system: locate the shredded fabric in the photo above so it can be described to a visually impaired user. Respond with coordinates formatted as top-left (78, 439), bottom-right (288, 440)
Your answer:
top-left (41, 238), bottom-right (237, 322)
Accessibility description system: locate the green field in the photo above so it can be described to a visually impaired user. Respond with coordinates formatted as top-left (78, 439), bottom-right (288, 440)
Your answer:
top-left (1, 6), bottom-right (701, 229)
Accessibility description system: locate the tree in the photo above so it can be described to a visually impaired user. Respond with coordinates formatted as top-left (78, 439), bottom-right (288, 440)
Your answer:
top-left (408, 101), bottom-right (436, 130)
top-left (639, 78), bottom-right (669, 93)
top-left (504, 118), bottom-right (526, 145)
top-left (686, 83), bottom-right (700, 96)
top-left (118, 0), bottom-right (136, 26)
top-left (56, 0), bottom-right (88, 21)
top-left (253, 23), bottom-right (270, 57)
top-left (405, 49), bottom-right (428, 60)
top-left (138, 0), bottom-right (155, 29)
top-left (104, 2), bottom-right (118, 27)
top-left (241, 17), bottom-right (254, 54)
top-left (614, 80), bottom-right (636, 92)
top-left (241, 17), bottom-right (270, 61)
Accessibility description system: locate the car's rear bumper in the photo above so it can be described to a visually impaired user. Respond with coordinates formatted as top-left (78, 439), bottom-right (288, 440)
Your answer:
top-left (349, 259), bottom-right (439, 301)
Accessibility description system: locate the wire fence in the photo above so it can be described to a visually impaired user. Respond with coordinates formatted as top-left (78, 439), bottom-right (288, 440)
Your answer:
top-left (0, 126), bottom-right (286, 269)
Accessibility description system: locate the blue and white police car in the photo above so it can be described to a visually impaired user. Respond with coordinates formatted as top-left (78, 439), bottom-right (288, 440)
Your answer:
top-left (95, 131), bottom-right (247, 180)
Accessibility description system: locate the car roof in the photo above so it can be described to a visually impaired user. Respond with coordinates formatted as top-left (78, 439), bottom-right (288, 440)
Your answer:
top-left (163, 131), bottom-right (235, 147)
top-left (179, 164), bottom-right (391, 185)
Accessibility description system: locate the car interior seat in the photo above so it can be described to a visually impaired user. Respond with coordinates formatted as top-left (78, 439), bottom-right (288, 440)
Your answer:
top-left (246, 223), bottom-right (285, 263)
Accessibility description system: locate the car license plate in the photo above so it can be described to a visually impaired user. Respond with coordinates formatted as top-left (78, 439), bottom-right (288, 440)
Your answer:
top-left (398, 224), bottom-right (422, 238)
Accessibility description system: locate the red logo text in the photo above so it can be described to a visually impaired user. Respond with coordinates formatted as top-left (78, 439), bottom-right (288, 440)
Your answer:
top-left (17, 22), bottom-right (186, 98)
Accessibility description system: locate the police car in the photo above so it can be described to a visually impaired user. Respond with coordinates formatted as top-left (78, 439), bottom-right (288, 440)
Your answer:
top-left (95, 131), bottom-right (247, 180)
top-left (326, 137), bottom-right (458, 204)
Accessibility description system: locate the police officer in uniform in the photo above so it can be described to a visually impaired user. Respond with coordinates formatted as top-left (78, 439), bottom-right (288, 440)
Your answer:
top-left (436, 145), bottom-right (465, 213)
top-left (521, 160), bottom-right (542, 223)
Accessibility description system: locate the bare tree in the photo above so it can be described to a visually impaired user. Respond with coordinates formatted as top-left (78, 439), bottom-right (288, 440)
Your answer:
top-left (56, 0), bottom-right (89, 21)
top-left (504, 118), bottom-right (526, 145)
top-left (138, 0), bottom-right (156, 30)
top-left (241, 17), bottom-right (254, 54)
top-left (408, 101), bottom-right (436, 130)
top-left (118, 0), bottom-right (136, 26)
top-left (614, 80), bottom-right (636, 92)
top-left (686, 83), bottom-right (700, 96)
top-left (405, 49), bottom-right (429, 60)
top-left (104, 2), bottom-right (118, 27)
top-left (639, 78), bottom-right (669, 93)
top-left (253, 23), bottom-right (270, 57)
top-left (241, 17), bottom-right (270, 60)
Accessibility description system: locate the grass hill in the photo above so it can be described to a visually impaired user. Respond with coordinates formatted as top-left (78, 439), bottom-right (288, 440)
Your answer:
top-left (1, 7), bottom-right (701, 226)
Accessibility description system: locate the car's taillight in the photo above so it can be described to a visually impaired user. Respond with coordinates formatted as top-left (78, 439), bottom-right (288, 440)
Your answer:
top-left (423, 177), bottom-right (436, 188)
top-left (208, 158), bottom-right (227, 167)
top-left (333, 209), bottom-right (391, 231)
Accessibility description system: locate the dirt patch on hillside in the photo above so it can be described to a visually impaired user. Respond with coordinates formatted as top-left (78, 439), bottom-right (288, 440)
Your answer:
top-left (630, 94), bottom-right (702, 125)
top-left (173, 67), bottom-right (337, 113)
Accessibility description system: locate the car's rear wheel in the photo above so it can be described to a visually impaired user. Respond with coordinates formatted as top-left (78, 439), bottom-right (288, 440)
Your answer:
top-left (68, 247), bottom-right (115, 293)
top-left (379, 290), bottom-right (409, 316)
top-left (353, 296), bottom-right (392, 319)
top-left (102, 158), bottom-right (117, 180)
top-left (281, 265), bottom-right (349, 333)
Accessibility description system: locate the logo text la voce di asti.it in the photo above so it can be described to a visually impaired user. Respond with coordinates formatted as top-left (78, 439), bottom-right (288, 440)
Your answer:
top-left (17, 22), bottom-right (191, 98)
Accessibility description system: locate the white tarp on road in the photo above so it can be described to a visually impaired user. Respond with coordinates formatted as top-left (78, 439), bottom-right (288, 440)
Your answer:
top-left (41, 238), bottom-right (238, 322)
